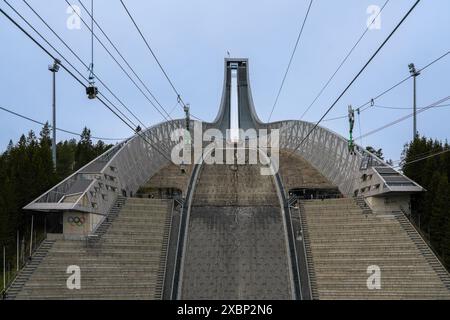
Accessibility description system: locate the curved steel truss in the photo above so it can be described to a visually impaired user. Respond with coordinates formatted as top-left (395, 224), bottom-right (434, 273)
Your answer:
top-left (25, 59), bottom-right (423, 217)
top-left (25, 120), bottom-right (184, 215)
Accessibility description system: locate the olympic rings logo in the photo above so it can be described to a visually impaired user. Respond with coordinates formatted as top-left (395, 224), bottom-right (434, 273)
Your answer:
top-left (67, 216), bottom-right (85, 227)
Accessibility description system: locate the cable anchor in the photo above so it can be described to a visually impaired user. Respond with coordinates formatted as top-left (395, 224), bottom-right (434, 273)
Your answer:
top-left (348, 105), bottom-right (356, 155)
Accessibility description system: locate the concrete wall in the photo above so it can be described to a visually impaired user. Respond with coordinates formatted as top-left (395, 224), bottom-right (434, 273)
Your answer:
top-left (366, 194), bottom-right (411, 214)
top-left (141, 163), bottom-right (193, 197)
top-left (62, 211), bottom-right (91, 240)
top-left (278, 150), bottom-right (335, 192)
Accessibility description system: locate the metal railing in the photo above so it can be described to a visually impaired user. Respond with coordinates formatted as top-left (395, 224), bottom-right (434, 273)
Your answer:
top-left (289, 196), bottom-right (314, 300)
top-left (159, 199), bottom-right (175, 300)
top-left (397, 207), bottom-right (450, 276)
top-left (1, 223), bottom-right (47, 299)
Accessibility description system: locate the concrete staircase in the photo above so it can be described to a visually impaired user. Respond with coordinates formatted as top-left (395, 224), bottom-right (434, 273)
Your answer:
top-left (10, 197), bottom-right (172, 300)
top-left (354, 196), bottom-right (372, 215)
top-left (90, 195), bottom-right (126, 240)
top-left (300, 198), bottom-right (450, 299)
top-left (5, 240), bottom-right (55, 300)
top-left (298, 204), bottom-right (319, 299)
top-left (395, 212), bottom-right (450, 290)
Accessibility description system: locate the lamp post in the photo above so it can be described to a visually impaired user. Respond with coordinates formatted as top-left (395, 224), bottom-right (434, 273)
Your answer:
top-left (48, 59), bottom-right (60, 169)
top-left (408, 63), bottom-right (421, 141)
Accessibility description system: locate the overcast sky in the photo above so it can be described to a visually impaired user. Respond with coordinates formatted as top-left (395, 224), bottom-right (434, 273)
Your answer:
top-left (1, 0), bottom-right (449, 161)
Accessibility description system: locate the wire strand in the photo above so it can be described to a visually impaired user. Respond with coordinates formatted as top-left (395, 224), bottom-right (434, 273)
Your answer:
top-left (354, 50), bottom-right (450, 111)
top-left (355, 96), bottom-right (450, 140)
top-left (119, 0), bottom-right (203, 121)
top-left (319, 50), bottom-right (450, 122)
top-left (5, 0), bottom-right (164, 154)
top-left (18, 0), bottom-right (148, 131)
top-left (391, 146), bottom-right (449, 164)
top-left (75, 0), bottom-right (173, 122)
top-left (300, 0), bottom-right (390, 120)
top-left (63, 0), bottom-right (172, 124)
top-left (374, 103), bottom-right (450, 110)
top-left (289, 0), bottom-right (421, 156)
top-left (267, 0), bottom-right (314, 122)
top-left (0, 106), bottom-right (125, 141)
top-left (0, 7), bottom-right (172, 162)
top-left (393, 148), bottom-right (450, 168)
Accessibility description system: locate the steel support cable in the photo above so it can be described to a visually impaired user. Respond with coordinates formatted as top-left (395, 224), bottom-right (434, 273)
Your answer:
top-left (321, 114), bottom-right (348, 122)
top-left (322, 102), bottom-right (449, 123)
top-left (321, 74), bottom-right (411, 123)
top-left (403, 144), bottom-right (450, 160)
top-left (419, 51), bottom-right (450, 73)
top-left (75, 0), bottom-right (171, 119)
top-left (354, 50), bottom-right (450, 111)
top-left (59, 0), bottom-right (172, 123)
top-left (0, 106), bottom-right (126, 141)
top-left (66, 0), bottom-right (173, 122)
top-left (321, 50), bottom-right (449, 122)
top-left (119, 0), bottom-right (204, 121)
top-left (355, 95), bottom-right (450, 140)
top-left (391, 147), bottom-right (450, 165)
top-left (18, 0), bottom-right (173, 157)
top-left (316, 32), bottom-right (449, 124)
top-left (20, 0), bottom-right (169, 133)
top-left (16, 0), bottom-right (154, 131)
top-left (288, 0), bottom-right (421, 157)
top-left (393, 148), bottom-right (450, 168)
top-left (3, 0), bottom-right (166, 154)
top-left (18, 0), bottom-right (152, 128)
top-left (289, 0), bottom-right (421, 157)
top-left (5, 0), bottom-right (138, 130)
top-left (88, 0), bottom-right (94, 83)
top-left (167, 101), bottom-right (181, 117)
top-left (76, 0), bottom-right (173, 121)
top-left (374, 103), bottom-right (450, 110)
top-left (352, 51), bottom-right (449, 115)
top-left (357, 108), bottom-right (363, 147)
top-left (0, 8), bottom-right (172, 162)
top-left (267, 0), bottom-right (314, 122)
top-left (300, 0), bottom-right (390, 120)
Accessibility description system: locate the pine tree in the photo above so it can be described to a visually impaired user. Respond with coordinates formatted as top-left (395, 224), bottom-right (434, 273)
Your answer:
top-left (429, 174), bottom-right (449, 253)
top-left (40, 122), bottom-right (52, 147)
top-left (402, 135), bottom-right (450, 271)
top-left (366, 146), bottom-right (384, 160)
top-left (442, 219), bottom-right (450, 267)
top-left (0, 125), bottom-right (113, 258)
top-left (26, 130), bottom-right (37, 147)
top-left (75, 127), bottom-right (94, 170)
top-left (56, 140), bottom-right (76, 179)
top-left (6, 140), bottom-right (13, 154)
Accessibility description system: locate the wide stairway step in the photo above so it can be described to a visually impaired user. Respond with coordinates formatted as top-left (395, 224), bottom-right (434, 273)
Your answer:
top-left (300, 199), bottom-right (450, 299)
top-left (12, 197), bottom-right (172, 300)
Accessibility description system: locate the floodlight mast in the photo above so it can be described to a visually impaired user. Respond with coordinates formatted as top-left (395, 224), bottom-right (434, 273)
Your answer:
top-left (48, 59), bottom-right (60, 169)
top-left (409, 63), bottom-right (421, 140)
